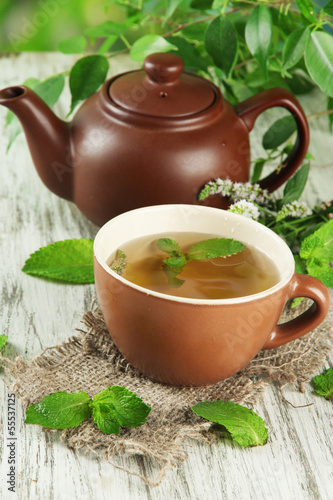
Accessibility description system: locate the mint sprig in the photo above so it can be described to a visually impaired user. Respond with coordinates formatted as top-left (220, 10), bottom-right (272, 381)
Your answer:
top-left (25, 386), bottom-right (151, 434)
top-left (92, 386), bottom-right (151, 434)
top-left (22, 239), bottom-right (94, 284)
top-left (191, 400), bottom-right (268, 447)
top-left (157, 237), bottom-right (245, 288)
top-left (312, 368), bottom-right (333, 400)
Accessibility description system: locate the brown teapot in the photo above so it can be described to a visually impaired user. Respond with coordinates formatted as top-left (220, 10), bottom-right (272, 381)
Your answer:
top-left (0, 52), bottom-right (309, 226)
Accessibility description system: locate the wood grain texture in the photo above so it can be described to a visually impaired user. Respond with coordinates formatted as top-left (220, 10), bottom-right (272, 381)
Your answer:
top-left (0, 52), bottom-right (332, 500)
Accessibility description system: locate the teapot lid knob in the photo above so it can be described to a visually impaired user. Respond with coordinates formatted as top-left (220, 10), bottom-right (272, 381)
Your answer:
top-left (109, 52), bottom-right (218, 117)
top-left (144, 53), bottom-right (184, 84)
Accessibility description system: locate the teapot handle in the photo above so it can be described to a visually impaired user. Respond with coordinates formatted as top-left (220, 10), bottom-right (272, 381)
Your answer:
top-left (235, 88), bottom-right (309, 192)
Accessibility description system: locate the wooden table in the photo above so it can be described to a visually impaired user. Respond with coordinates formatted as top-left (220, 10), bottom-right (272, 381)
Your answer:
top-left (0, 52), bottom-right (332, 500)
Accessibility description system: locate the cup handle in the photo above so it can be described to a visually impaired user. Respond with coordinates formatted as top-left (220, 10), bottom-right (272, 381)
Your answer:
top-left (235, 88), bottom-right (309, 192)
top-left (262, 273), bottom-right (330, 349)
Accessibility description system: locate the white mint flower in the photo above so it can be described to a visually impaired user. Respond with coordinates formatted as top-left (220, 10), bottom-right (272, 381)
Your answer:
top-left (198, 178), bottom-right (273, 206)
top-left (228, 200), bottom-right (260, 221)
top-left (276, 201), bottom-right (312, 221)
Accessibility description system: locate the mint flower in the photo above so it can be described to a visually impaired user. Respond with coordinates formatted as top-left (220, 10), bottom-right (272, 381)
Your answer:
top-left (276, 201), bottom-right (312, 222)
top-left (228, 200), bottom-right (260, 221)
top-left (198, 179), bottom-right (273, 206)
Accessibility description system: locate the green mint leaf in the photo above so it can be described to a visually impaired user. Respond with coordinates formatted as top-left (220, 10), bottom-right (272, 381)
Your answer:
top-left (92, 386), bottom-right (151, 435)
top-left (111, 249), bottom-right (127, 276)
top-left (25, 391), bottom-right (92, 430)
top-left (262, 116), bottom-right (297, 150)
top-left (205, 15), bottom-right (238, 78)
top-left (306, 257), bottom-right (333, 287)
top-left (157, 238), bottom-right (186, 286)
top-left (156, 238), bottom-right (183, 255)
top-left (156, 238), bottom-right (186, 267)
top-left (299, 220), bottom-right (333, 287)
top-left (22, 238), bottom-right (94, 284)
top-left (294, 254), bottom-right (307, 274)
top-left (69, 55), bottom-right (109, 113)
top-left (162, 263), bottom-right (185, 288)
top-left (300, 220), bottom-right (333, 261)
top-left (187, 238), bottom-right (245, 261)
top-left (165, 256), bottom-right (187, 267)
top-left (0, 335), bottom-right (8, 350)
top-left (312, 368), bottom-right (333, 400)
top-left (191, 400), bottom-right (268, 447)
top-left (245, 5), bottom-right (272, 79)
top-left (282, 163), bottom-right (310, 205)
top-left (58, 35), bottom-right (87, 54)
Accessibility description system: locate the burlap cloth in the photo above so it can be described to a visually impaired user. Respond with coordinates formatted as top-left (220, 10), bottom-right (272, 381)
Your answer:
top-left (2, 292), bottom-right (333, 486)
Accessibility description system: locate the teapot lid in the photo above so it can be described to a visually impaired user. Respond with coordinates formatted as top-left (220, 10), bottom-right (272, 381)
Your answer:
top-left (108, 52), bottom-right (216, 117)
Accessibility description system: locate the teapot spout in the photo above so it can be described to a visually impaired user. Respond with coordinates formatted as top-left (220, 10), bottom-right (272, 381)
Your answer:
top-left (0, 85), bottom-right (72, 201)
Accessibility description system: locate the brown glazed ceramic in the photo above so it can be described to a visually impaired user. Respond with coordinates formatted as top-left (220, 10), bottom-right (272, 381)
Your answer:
top-left (0, 53), bottom-right (309, 226)
top-left (93, 205), bottom-right (329, 387)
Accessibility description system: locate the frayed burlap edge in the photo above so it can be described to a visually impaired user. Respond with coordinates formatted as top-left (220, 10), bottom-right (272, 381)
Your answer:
top-left (1, 292), bottom-right (332, 486)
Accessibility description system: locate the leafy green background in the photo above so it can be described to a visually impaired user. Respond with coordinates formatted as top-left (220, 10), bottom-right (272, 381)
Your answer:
top-left (2, 0), bottom-right (333, 124)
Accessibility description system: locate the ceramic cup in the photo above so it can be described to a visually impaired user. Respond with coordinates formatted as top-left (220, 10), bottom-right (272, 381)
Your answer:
top-left (93, 205), bottom-right (330, 386)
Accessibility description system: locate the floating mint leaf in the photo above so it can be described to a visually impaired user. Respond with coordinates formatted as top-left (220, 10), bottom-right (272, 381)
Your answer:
top-left (157, 238), bottom-right (187, 285)
top-left (156, 238), bottom-right (183, 256)
top-left (0, 335), bottom-right (8, 350)
top-left (22, 238), bottom-right (94, 284)
top-left (191, 400), bottom-right (268, 447)
top-left (162, 263), bottom-right (185, 288)
top-left (25, 391), bottom-right (92, 430)
top-left (187, 238), bottom-right (245, 261)
top-left (157, 238), bottom-right (186, 268)
top-left (312, 368), bottom-right (333, 400)
top-left (92, 386), bottom-right (151, 435)
top-left (111, 249), bottom-right (127, 276)
top-left (165, 256), bottom-right (187, 267)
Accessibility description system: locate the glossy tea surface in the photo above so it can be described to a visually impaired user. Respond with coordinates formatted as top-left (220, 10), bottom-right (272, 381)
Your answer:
top-left (108, 232), bottom-right (280, 300)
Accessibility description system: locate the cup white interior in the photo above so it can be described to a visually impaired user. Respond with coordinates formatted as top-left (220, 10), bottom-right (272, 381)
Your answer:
top-left (94, 204), bottom-right (295, 304)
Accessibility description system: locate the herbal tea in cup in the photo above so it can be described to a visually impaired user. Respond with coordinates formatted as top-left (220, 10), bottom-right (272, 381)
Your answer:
top-left (108, 232), bottom-right (280, 300)
top-left (94, 205), bottom-right (329, 386)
